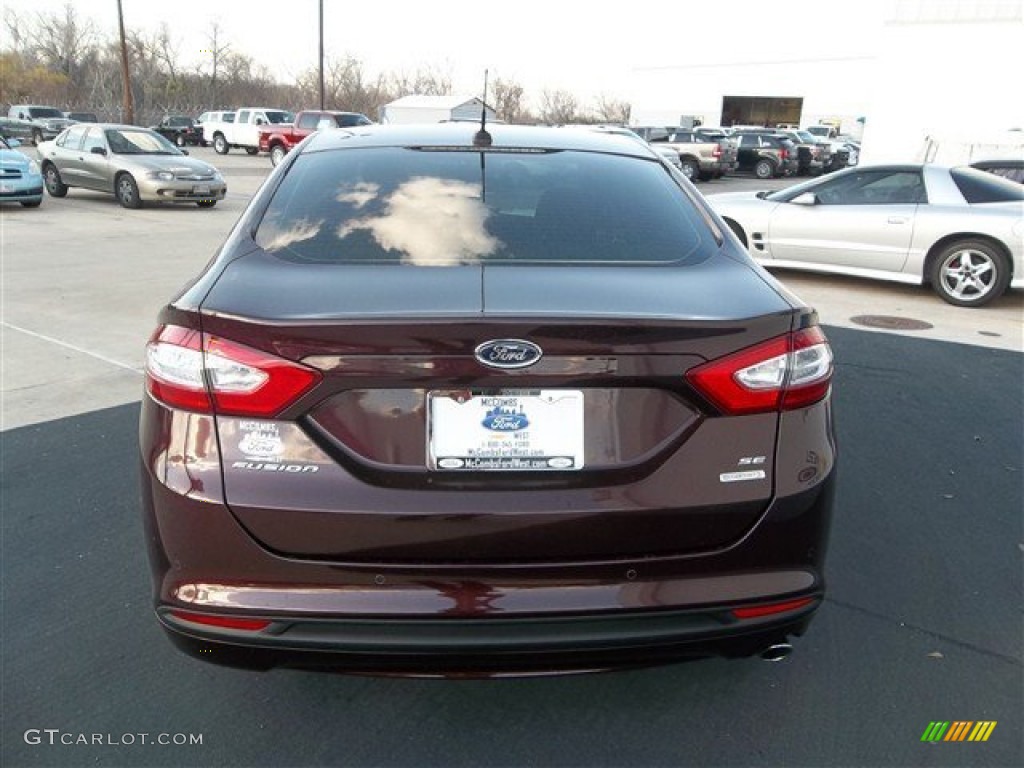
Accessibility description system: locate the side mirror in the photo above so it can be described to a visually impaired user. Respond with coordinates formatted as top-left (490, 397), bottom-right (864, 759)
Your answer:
top-left (255, 118), bottom-right (265, 125)
top-left (181, 149), bottom-right (189, 156)
top-left (90, 146), bottom-right (107, 156)
top-left (791, 192), bottom-right (818, 206)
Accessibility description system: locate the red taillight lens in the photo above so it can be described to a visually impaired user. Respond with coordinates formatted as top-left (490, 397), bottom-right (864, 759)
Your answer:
top-left (780, 148), bottom-right (789, 159)
top-left (145, 324), bottom-right (321, 416)
top-left (686, 327), bottom-right (833, 415)
top-left (713, 145), bottom-right (722, 158)
top-left (731, 596), bottom-right (815, 619)
top-left (170, 610), bottom-right (271, 631)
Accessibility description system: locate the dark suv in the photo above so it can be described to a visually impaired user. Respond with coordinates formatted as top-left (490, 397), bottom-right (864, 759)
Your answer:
top-left (736, 129), bottom-right (831, 176)
top-left (734, 133), bottom-right (799, 178)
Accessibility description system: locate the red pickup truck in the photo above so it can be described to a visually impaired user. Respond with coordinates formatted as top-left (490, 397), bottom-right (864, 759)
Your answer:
top-left (259, 110), bottom-right (373, 165)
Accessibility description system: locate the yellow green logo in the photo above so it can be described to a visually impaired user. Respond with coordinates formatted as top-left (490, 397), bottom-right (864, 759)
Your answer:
top-left (921, 721), bottom-right (997, 742)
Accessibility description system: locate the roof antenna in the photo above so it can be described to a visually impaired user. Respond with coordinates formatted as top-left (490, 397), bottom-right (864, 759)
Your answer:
top-left (474, 69), bottom-right (492, 147)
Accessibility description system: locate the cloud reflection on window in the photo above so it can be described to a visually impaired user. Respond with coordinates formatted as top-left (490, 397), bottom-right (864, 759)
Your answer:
top-left (335, 181), bottom-right (379, 209)
top-left (336, 177), bottom-right (499, 266)
top-left (259, 217), bottom-right (323, 252)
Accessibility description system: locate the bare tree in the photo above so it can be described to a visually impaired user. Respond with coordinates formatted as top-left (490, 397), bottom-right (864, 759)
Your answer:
top-left (28, 2), bottom-right (94, 98)
top-left (389, 63), bottom-right (453, 98)
top-left (203, 21), bottom-right (231, 108)
top-left (594, 94), bottom-right (631, 125)
top-left (491, 76), bottom-right (527, 123)
top-left (539, 88), bottom-right (580, 125)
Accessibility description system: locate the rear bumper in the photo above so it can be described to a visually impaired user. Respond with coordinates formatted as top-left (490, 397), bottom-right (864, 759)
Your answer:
top-left (159, 601), bottom-right (819, 675)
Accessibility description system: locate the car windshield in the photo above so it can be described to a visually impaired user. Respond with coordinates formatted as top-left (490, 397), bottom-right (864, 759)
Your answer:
top-left (256, 147), bottom-right (713, 266)
top-left (265, 111), bottom-right (293, 124)
top-left (796, 131), bottom-right (816, 142)
top-left (105, 128), bottom-right (180, 155)
top-left (28, 107), bottom-right (64, 119)
top-left (167, 117), bottom-right (192, 127)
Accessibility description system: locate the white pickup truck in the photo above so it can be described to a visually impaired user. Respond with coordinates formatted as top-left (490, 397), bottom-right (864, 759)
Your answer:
top-left (204, 108), bottom-right (294, 155)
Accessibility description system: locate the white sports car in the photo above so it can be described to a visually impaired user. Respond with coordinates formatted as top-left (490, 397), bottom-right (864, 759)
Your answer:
top-left (707, 164), bottom-right (1023, 307)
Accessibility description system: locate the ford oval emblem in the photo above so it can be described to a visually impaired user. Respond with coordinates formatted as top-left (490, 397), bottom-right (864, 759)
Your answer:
top-left (482, 404), bottom-right (530, 432)
top-left (474, 339), bottom-right (543, 370)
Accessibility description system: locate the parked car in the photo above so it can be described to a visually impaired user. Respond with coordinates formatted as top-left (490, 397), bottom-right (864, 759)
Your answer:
top-left (151, 115), bottom-right (205, 147)
top-left (707, 164), bottom-right (1023, 307)
top-left (657, 129), bottom-right (739, 181)
top-left (6, 104), bottom-right (73, 145)
top-left (734, 133), bottom-right (799, 178)
top-left (735, 129), bottom-right (830, 177)
top-left (140, 123), bottom-right (836, 677)
top-left (0, 116), bottom-right (37, 143)
top-left (629, 126), bottom-right (673, 142)
top-left (0, 136), bottom-right (43, 207)
top-left (971, 158), bottom-right (1024, 184)
top-left (259, 110), bottom-right (372, 166)
top-left (37, 123), bottom-right (226, 209)
top-left (204, 107), bottom-right (294, 155)
top-left (804, 124), bottom-right (839, 139)
top-left (65, 111), bottom-right (99, 123)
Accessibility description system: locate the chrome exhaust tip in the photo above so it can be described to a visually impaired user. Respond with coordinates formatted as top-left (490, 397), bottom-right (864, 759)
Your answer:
top-left (760, 643), bottom-right (793, 662)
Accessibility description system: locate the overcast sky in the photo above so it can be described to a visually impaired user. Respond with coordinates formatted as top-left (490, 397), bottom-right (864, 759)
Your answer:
top-left (3, 0), bottom-right (889, 106)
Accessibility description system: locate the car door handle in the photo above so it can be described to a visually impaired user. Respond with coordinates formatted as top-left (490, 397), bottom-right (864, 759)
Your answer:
top-left (888, 216), bottom-right (909, 224)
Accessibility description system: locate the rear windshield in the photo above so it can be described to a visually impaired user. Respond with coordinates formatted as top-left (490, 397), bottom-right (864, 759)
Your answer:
top-left (950, 167), bottom-right (1024, 203)
top-left (255, 147), bottom-right (713, 266)
top-left (265, 111), bottom-right (294, 124)
top-left (28, 107), bottom-right (63, 119)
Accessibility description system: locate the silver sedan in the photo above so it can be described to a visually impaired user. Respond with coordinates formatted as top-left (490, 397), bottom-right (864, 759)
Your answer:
top-left (707, 164), bottom-right (1023, 307)
top-left (37, 123), bottom-right (227, 209)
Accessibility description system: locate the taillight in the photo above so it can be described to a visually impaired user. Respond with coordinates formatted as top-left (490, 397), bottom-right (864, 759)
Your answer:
top-left (712, 145), bottom-right (722, 158)
top-left (686, 327), bottom-right (833, 415)
top-left (145, 324), bottom-right (321, 416)
top-left (780, 148), bottom-right (789, 160)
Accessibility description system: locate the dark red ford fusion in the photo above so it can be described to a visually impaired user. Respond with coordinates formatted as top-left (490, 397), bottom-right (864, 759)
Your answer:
top-left (139, 123), bottom-right (835, 676)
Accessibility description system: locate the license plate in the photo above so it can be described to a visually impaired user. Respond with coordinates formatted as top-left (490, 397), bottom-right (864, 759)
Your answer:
top-left (192, 185), bottom-right (211, 195)
top-left (428, 390), bottom-right (584, 471)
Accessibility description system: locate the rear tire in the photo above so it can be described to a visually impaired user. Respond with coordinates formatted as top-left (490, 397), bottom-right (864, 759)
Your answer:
top-left (32, 128), bottom-right (43, 145)
top-left (754, 159), bottom-right (775, 179)
top-left (213, 134), bottom-right (229, 154)
top-left (270, 144), bottom-right (287, 167)
top-left (116, 173), bottom-right (142, 209)
top-left (43, 164), bottom-right (68, 197)
top-left (679, 157), bottom-right (699, 181)
top-left (930, 239), bottom-right (1010, 307)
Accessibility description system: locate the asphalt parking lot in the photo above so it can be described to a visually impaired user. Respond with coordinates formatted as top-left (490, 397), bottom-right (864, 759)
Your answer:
top-left (2, 147), bottom-right (1021, 767)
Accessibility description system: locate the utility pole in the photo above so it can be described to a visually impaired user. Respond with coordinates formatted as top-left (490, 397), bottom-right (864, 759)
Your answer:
top-left (318, 0), bottom-right (325, 110)
top-left (116, 0), bottom-right (134, 123)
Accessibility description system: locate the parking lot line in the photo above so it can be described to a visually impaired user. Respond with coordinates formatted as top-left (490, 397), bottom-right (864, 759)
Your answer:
top-left (1, 320), bottom-right (142, 373)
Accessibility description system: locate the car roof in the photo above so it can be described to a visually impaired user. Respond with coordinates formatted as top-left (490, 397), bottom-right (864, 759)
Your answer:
top-left (302, 123), bottom-right (658, 158)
